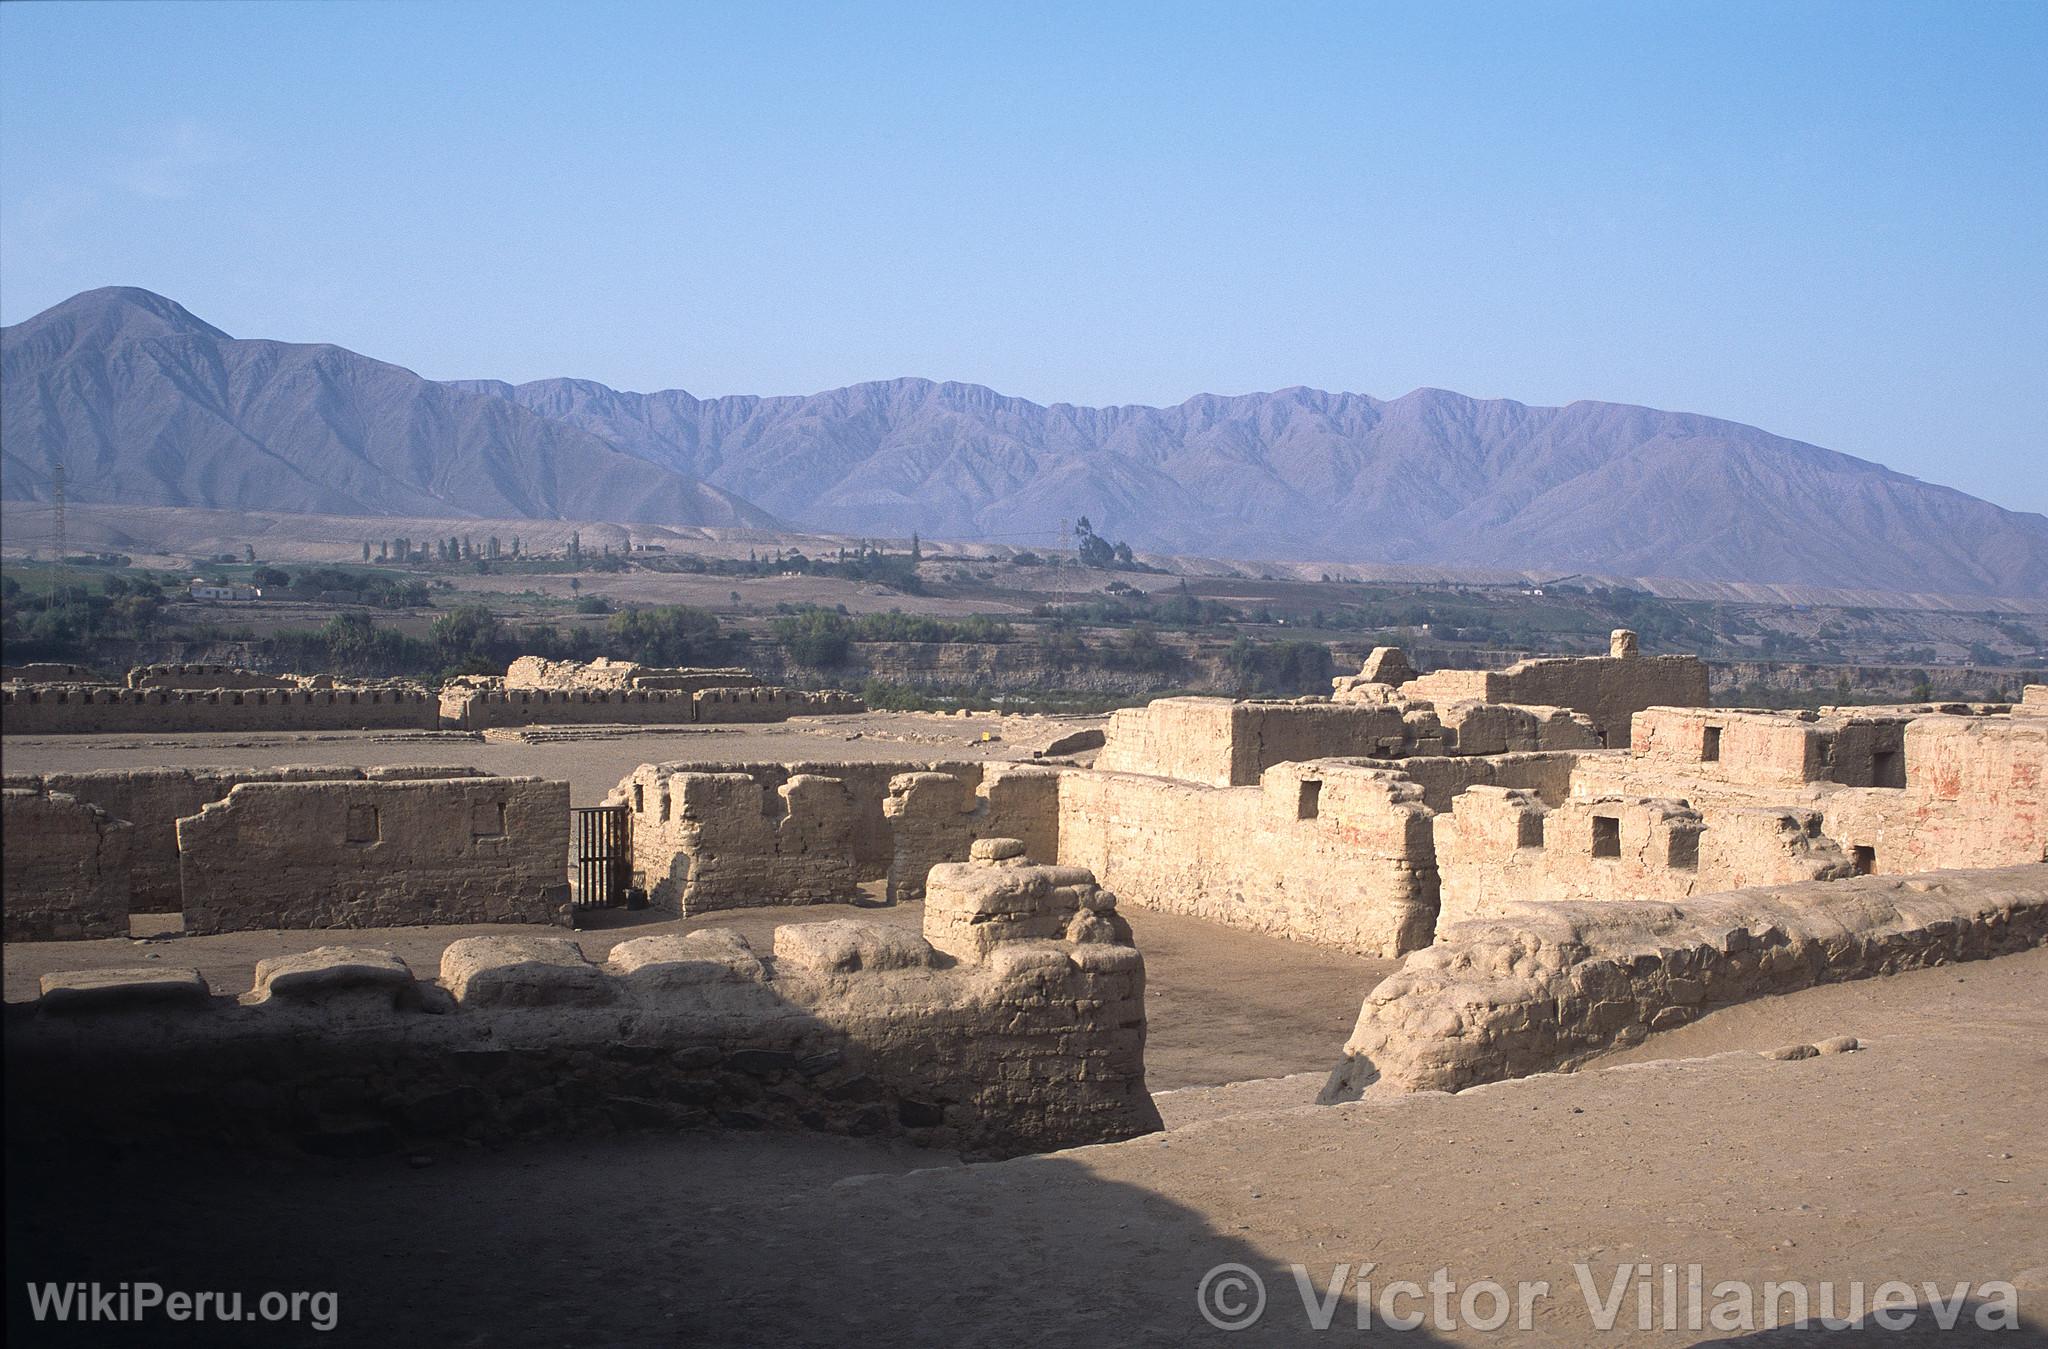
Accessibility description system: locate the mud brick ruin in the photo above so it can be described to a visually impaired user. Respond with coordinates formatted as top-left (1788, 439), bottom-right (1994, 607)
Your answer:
top-left (3, 766), bottom-right (567, 938)
top-left (441, 656), bottom-right (860, 730)
top-left (0, 655), bottom-right (862, 735)
top-left (10, 847), bottom-right (1157, 1160)
top-left (7, 632), bottom-right (2044, 1163)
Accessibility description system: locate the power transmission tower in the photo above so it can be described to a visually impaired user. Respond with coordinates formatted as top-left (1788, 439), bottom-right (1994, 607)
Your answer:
top-left (50, 461), bottom-right (67, 608)
top-left (1055, 518), bottom-right (1072, 613)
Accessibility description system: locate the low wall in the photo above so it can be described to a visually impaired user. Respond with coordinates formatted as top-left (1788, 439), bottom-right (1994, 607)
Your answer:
top-left (2, 765), bottom-right (487, 914)
top-left (613, 759), bottom-right (988, 882)
top-left (1325, 866), bottom-right (2048, 1096)
top-left (503, 656), bottom-right (763, 693)
top-left (1, 685), bottom-right (440, 735)
top-left (1097, 697), bottom-right (1448, 788)
top-left (1058, 760), bottom-right (1440, 956)
top-left (1629, 707), bottom-right (1911, 790)
top-left (1821, 715), bottom-right (2047, 872)
top-left (883, 765), bottom-right (1062, 902)
top-left (2, 662), bottom-right (105, 683)
top-left (623, 771), bottom-right (863, 914)
top-left (1096, 695), bottom-right (1594, 789)
top-left (1405, 652), bottom-right (1709, 747)
top-left (1435, 789), bottom-right (1855, 926)
top-left (1, 790), bottom-right (132, 941)
top-left (126, 664), bottom-right (296, 690)
top-left (441, 685), bottom-right (861, 731)
top-left (1375, 751), bottom-right (1587, 814)
top-left (7, 883), bottom-right (1158, 1160)
top-left (177, 777), bottom-right (570, 933)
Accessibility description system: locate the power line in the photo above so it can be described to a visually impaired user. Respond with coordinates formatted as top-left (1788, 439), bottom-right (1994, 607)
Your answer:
top-left (49, 460), bottom-right (66, 609)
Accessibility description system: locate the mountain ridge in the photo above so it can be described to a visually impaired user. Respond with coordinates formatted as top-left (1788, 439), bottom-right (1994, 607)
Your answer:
top-left (453, 370), bottom-right (2047, 597)
top-left (6, 288), bottom-right (2044, 597)
top-left (1, 288), bottom-right (778, 528)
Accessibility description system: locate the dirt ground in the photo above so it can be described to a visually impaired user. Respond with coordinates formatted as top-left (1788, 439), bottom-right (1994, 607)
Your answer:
top-left (7, 950), bottom-right (2042, 1347)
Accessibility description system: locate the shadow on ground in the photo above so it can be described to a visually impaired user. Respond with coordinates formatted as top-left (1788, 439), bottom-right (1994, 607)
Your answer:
top-left (6, 1128), bottom-right (1451, 1348)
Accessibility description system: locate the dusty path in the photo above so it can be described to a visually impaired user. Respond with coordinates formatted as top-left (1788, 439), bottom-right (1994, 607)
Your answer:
top-left (8, 950), bottom-right (2042, 1346)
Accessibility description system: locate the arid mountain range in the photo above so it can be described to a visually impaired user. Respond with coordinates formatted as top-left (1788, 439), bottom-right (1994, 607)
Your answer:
top-left (1, 289), bottom-right (772, 528)
top-left (7, 287), bottom-right (2045, 597)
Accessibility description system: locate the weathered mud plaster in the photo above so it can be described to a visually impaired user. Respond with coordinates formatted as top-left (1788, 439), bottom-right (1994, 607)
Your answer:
top-left (1435, 788), bottom-right (1856, 925)
top-left (1, 790), bottom-right (132, 941)
top-left (883, 764), bottom-right (1061, 902)
top-left (1324, 866), bottom-right (2048, 1097)
top-left (176, 776), bottom-right (570, 933)
top-left (1058, 759), bottom-right (1440, 956)
top-left (6, 861), bottom-right (1159, 1159)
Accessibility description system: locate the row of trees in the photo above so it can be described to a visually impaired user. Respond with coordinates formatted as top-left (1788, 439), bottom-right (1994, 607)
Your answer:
top-left (369, 535), bottom-right (523, 563)
top-left (259, 604), bottom-right (742, 680)
top-left (0, 574), bottom-right (168, 661)
top-left (769, 607), bottom-right (1019, 667)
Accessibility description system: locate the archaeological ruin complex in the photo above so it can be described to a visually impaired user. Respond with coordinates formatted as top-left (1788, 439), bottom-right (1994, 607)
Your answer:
top-left (0, 656), bottom-right (863, 735)
top-left (5, 633), bottom-right (2042, 1162)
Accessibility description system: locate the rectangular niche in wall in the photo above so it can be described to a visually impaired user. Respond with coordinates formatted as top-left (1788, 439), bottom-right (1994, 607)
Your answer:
top-left (1668, 829), bottom-right (1700, 870)
top-left (345, 803), bottom-right (380, 844)
top-left (1297, 779), bottom-right (1322, 820)
top-left (472, 800), bottom-right (507, 838)
top-left (1702, 726), bottom-right (1722, 762)
top-left (1592, 814), bottom-right (1622, 858)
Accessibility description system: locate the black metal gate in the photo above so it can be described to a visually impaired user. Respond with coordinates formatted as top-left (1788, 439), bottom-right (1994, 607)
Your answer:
top-left (573, 804), bottom-right (630, 911)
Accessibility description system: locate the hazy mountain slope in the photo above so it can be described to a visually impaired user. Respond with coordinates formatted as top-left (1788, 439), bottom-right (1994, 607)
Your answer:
top-left (7, 288), bottom-right (2039, 595)
top-left (2, 289), bottom-right (779, 528)
top-left (454, 375), bottom-right (2048, 596)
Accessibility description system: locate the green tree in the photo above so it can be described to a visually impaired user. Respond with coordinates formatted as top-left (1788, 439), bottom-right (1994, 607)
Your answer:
top-left (431, 605), bottom-right (503, 666)
top-left (772, 607), bottom-right (853, 666)
top-left (607, 605), bottom-right (727, 666)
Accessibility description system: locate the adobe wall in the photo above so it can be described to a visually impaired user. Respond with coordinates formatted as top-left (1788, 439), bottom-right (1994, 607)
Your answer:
top-left (1325, 865), bottom-right (2048, 1096)
top-left (1, 790), bottom-right (132, 941)
top-left (619, 771), bottom-right (861, 914)
top-left (1435, 788), bottom-right (1854, 926)
top-left (1, 685), bottom-right (440, 735)
top-left (8, 872), bottom-right (1158, 1160)
top-left (1577, 709), bottom-right (2044, 874)
top-left (2, 662), bottom-right (107, 684)
top-left (1382, 751), bottom-right (1589, 813)
top-left (1402, 643), bottom-right (1709, 747)
top-left (882, 765), bottom-right (1062, 901)
top-left (126, 664), bottom-right (296, 691)
top-left (2, 765), bottom-right (488, 914)
top-left (1628, 707), bottom-right (1912, 790)
top-left (1057, 760), bottom-right (1439, 956)
top-left (440, 685), bottom-right (862, 731)
top-left (1095, 695), bottom-right (1591, 789)
top-left (176, 777), bottom-right (571, 933)
top-left (614, 758), bottom-right (989, 884)
top-left (1097, 697), bottom-right (1436, 787)
top-left (1821, 715), bottom-right (2047, 873)
top-left (504, 656), bottom-right (763, 693)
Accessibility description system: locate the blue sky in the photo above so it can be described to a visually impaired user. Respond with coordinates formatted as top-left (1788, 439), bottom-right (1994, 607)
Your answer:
top-left (3, 0), bottom-right (2043, 512)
